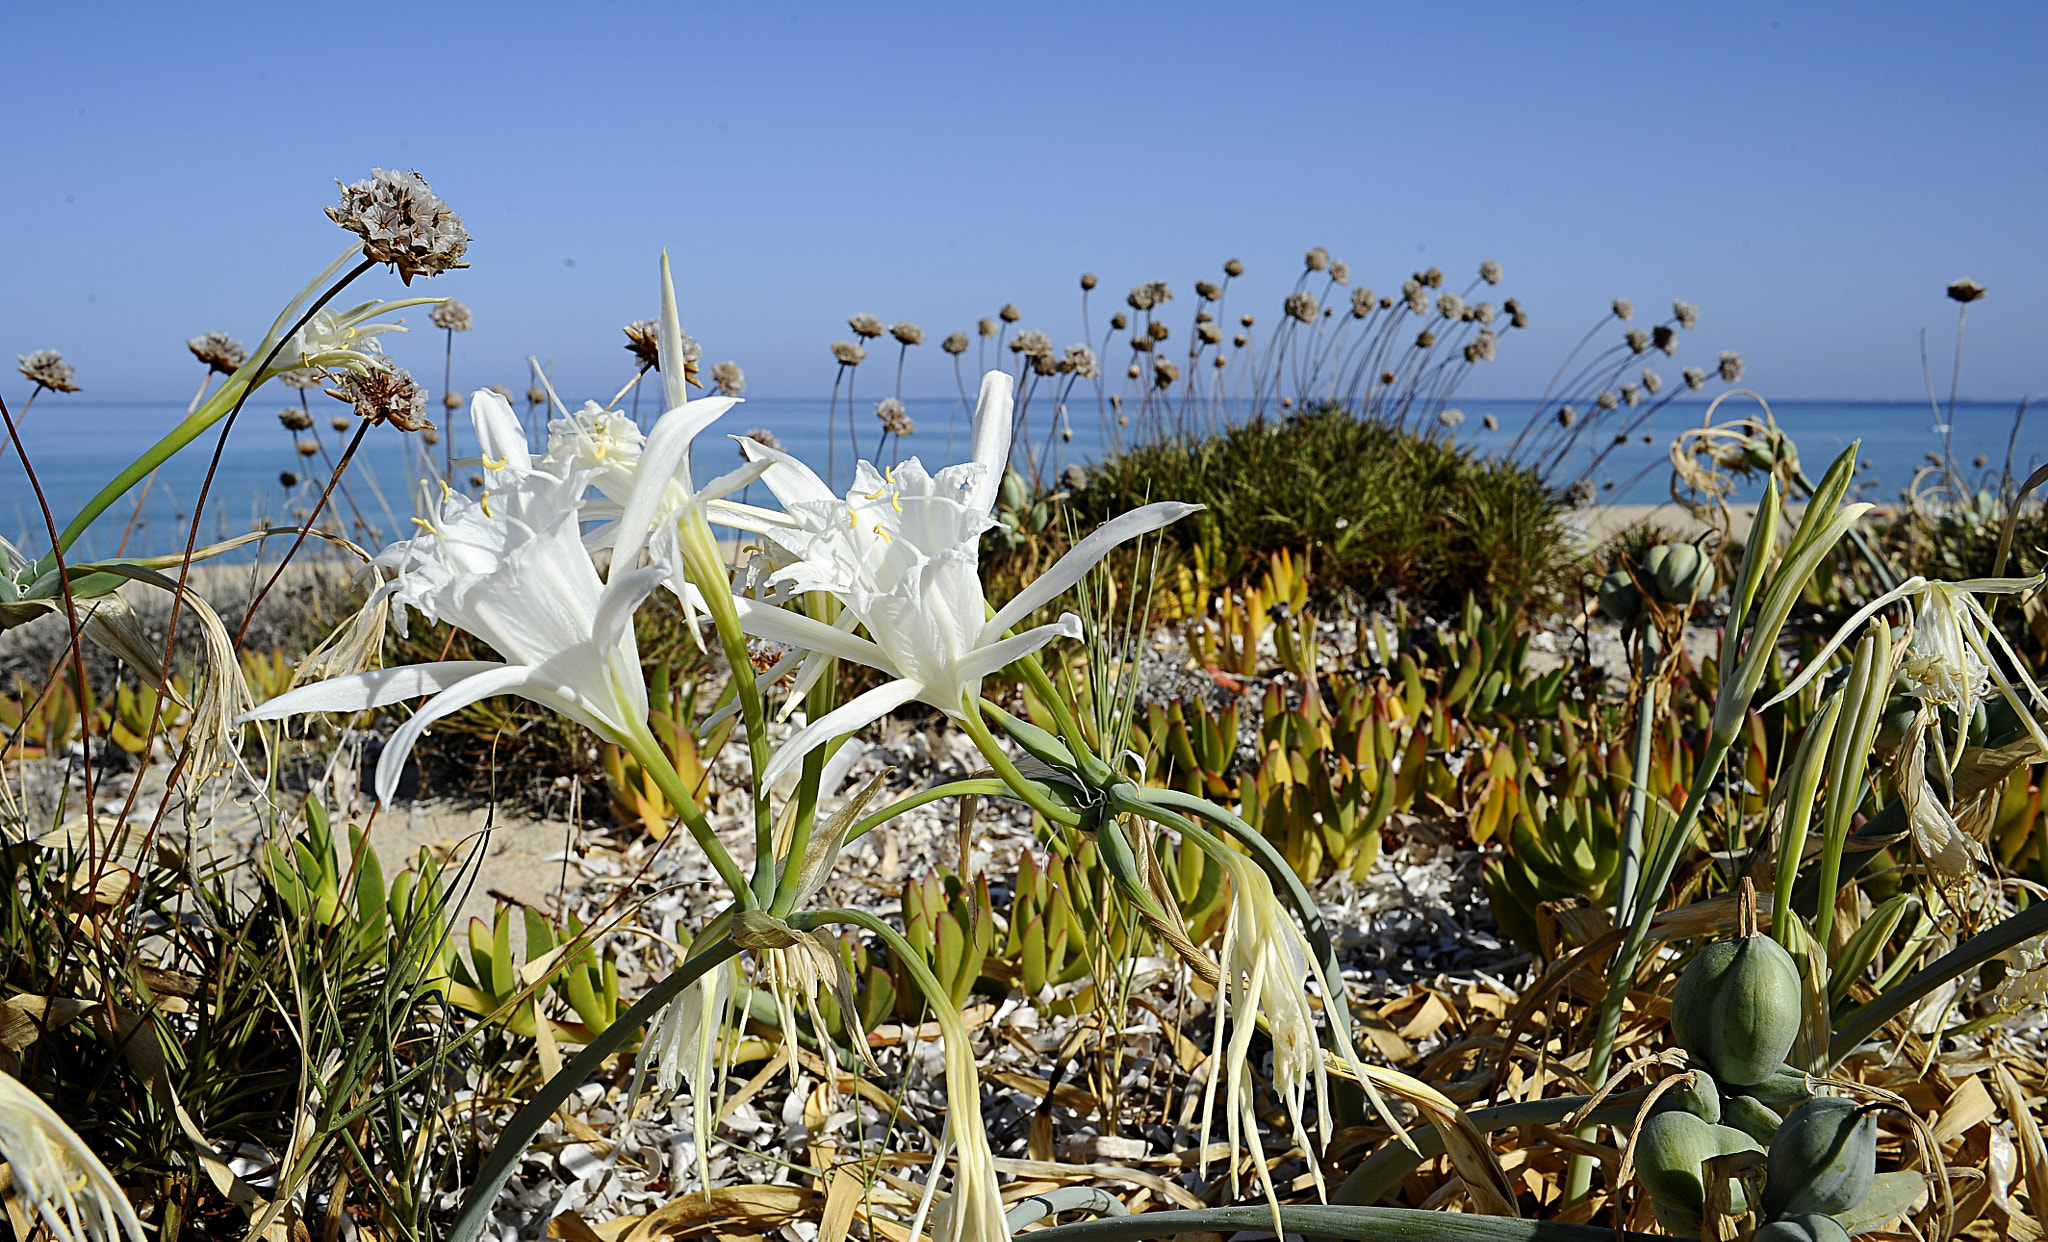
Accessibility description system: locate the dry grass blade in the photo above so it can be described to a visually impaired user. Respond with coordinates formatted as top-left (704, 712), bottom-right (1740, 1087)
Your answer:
top-left (1327, 1058), bottom-right (1520, 1217)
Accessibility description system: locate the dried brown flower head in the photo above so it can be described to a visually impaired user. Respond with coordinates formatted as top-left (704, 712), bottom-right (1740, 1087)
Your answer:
top-left (280, 471), bottom-right (300, 487)
top-left (874, 398), bottom-right (915, 438)
top-left (1061, 463), bottom-right (1088, 492)
top-left (188, 331), bottom-right (248, 376)
top-left (1641, 368), bottom-right (1662, 395)
top-left (1424, 266), bottom-right (1444, 289)
top-left (1214, 354), bottom-right (1228, 368)
top-left (1479, 259), bottom-right (1503, 285)
top-left (1626, 327), bottom-right (1650, 354)
top-left (978, 318), bottom-right (998, 338)
top-left (1147, 320), bottom-right (1170, 342)
top-left (329, 366), bottom-right (433, 431)
top-left (742, 427), bottom-right (781, 452)
top-left (1380, 370), bottom-right (1396, 385)
top-left (1402, 279), bottom-right (1427, 315)
top-left (422, 428), bottom-right (441, 445)
top-left (17, 350), bottom-right (78, 392)
top-left (1233, 334), bottom-right (1248, 348)
top-left (1223, 258), bottom-right (1244, 278)
top-left (1620, 383), bottom-right (1642, 407)
top-left (1330, 259), bottom-right (1350, 285)
top-left (941, 332), bottom-right (969, 355)
top-left (278, 407), bottom-right (315, 432)
top-left (1611, 298), bottom-right (1634, 321)
top-left (1556, 405), bottom-right (1577, 428)
top-left (831, 340), bottom-right (867, 367)
top-left (1285, 292), bottom-right (1319, 324)
top-left (1682, 366), bottom-right (1707, 391)
top-left (1305, 247), bottom-right (1330, 272)
top-left (1717, 350), bottom-right (1744, 382)
top-left (1126, 281), bottom-right (1173, 312)
top-left (527, 385), bottom-right (549, 405)
top-left (1009, 329), bottom-right (1053, 359)
top-left (1437, 293), bottom-right (1465, 320)
top-left (297, 439), bottom-right (320, 456)
top-left (1672, 300), bottom-right (1699, 329)
top-left (1110, 313), bottom-right (1129, 331)
top-left (1464, 331), bottom-right (1498, 363)
top-left (710, 360), bottom-right (746, 396)
top-left (442, 390), bottom-right (463, 410)
top-left (430, 299), bottom-right (474, 332)
top-left (1196, 321), bottom-right (1222, 345)
top-left (1129, 335), bottom-right (1153, 353)
top-left (1652, 325), bottom-right (1677, 355)
top-left (1194, 280), bottom-right (1221, 301)
top-left (1080, 272), bottom-right (1098, 291)
top-left (1438, 408), bottom-right (1465, 427)
top-left (1947, 278), bottom-right (1987, 303)
top-left (280, 367), bottom-right (325, 389)
top-left (623, 319), bottom-right (660, 370)
top-left (1240, 313), bottom-right (1255, 327)
top-left (1416, 330), bottom-right (1436, 348)
top-left (1482, 413), bottom-right (1499, 430)
top-left (1063, 344), bottom-right (1099, 379)
top-left (848, 313), bottom-right (885, 339)
top-left (1152, 358), bottom-right (1179, 389)
top-left (1596, 390), bottom-right (1619, 410)
top-left (325, 169), bottom-right (469, 284)
top-left (1350, 288), bottom-right (1376, 318)
top-left (489, 385), bottom-right (514, 402)
top-left (890, 321), bottom-right (924, 346)
top-left (998, 304), bottom-right (1022, 323)
top-left (327, 415), bottom-right (351, 433)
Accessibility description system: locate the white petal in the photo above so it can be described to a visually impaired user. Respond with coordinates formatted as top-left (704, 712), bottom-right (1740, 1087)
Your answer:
top-left (592, 561), bottom-right (673, 658)
top-left (238, 661), bottom-right (506, 722)
top-left (738, 436), bottom-right (837, 508)
top-left (470, 390), bottom-right (531, 474)
top-left (763, 678), bottom-right (924, 786)
top-left (964, 370), bottom-right (1014, 515)
top-left (695, 456), bottom-right (775, 505)
top-left (981, 501), bottom-right (1201, 643)
top-left (732, 596), bottom-right (895, 672)
top-left (1762, 575), bottom-right (1927, 708)
top-left (377, 665), bottom-right (537, 804)
top-left (658, 252), bottom-right (692, 414)
top-left (612, 395), bottom-right (740, 570)
top-left (955, 615), bottom-right (1083, 687)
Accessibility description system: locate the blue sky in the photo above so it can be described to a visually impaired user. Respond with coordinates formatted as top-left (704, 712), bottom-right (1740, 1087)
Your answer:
top-left (5, 1), bottom-right (2043, 407)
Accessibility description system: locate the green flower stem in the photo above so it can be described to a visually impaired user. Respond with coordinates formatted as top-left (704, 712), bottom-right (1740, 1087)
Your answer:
top-left (1128, 785), bottom-right (1342, 995)
top-left (1829, 896), bottom-right (2048, 1063)
top-left (1013, 652), bottom-right (1117, 786)
top-left (1016, 1205), bottom-right (1663, 1242)
top-left (1613, 635), bottom-right (1659, 929)
top-left (842, 779), bottom-right (1016, 845)
top-left (1773, 693), bottom-right (1844, 945)
top-left (674, 514), bottom-right (779, 906)
top-left (619, 725), bottom-right (752, 905)
top-left (958, 696), bottom-right (1085, 826)
top-left (767, 744), bottom-right (831, 916)
top-left (796, 907), bottom-right (971, 1052)
top-left (445, 936), bottom-right (742, 1242)
top-left (1813, 625), bottom-right (1889, 958)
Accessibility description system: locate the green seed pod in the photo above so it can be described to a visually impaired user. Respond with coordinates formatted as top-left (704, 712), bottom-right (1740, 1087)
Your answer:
top-left (1763, 1097), bottom-right (1879, 1218)
top-left (1649, 542), bottom-right (1716, 603)
top-left (1634, 1110), bottom-right (1762, 1213)
top-left (1650, 1068), bottom-right (1722, 1124)
top-left (1721, 1092), bottom-right (1784, 1144)
top-left (1671, 927), bottom-right (1803, 1086)
top-left (1754, 1214), bottom-right (1851, 1242)
top-left (1598, 570), bottom-right (1642, 623)
top-left (1729, 1063), bottom-right (1817, 1111)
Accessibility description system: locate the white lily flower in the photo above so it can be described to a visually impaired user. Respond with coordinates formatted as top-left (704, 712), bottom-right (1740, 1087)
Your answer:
top-left (635, 955), bottom-right (737, 1193)
top-left (0, 1070), bottom-right (146, 1242)
top-left (728, 371), bottom-right (1199, 784)
top-left (240, 390), bottom-right (674, 804)
top-left (1768, 573), bottom-right (2048, 764)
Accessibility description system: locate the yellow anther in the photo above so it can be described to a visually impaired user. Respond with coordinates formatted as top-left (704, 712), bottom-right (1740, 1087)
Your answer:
top-left (889, 491), bottom-right (903, 513)
top-left (410, 517), bottom-right (436, 533)
top-left (862, 485), bottom-right (887, 501)
top-left (480, 492), bottom-right (493, 517)
top-left (483, 453), bottom-right (507, 471)
top-left (872, 524), bottom-right (891, 542)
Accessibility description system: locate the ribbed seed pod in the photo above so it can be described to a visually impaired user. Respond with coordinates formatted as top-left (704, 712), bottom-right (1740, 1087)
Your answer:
top-left (1763, 1097), bottom-right (1879, 1218)
top-left (1671, 885), bottom-right (1803, 1085)
top-left (1634, 1109), bottom-right (1763, 1214)
top-left (1755, 1214), bottom-right (1853, 1242)
top-left (1650, 1068), bottom-right (1722, 1124)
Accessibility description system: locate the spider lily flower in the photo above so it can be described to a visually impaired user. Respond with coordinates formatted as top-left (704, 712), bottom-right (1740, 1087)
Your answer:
top-left (1766, 573), bottom-right (2048, 762)
top-left (1199, 850), bottom-right (1367, 1210)
top-left (727, 371), bottom-right (1199, 784)
top-left (240, 391), bottom-right (674, 804)
top-left (636, 955), bottom-right (737, 1193)
top-left (926, 1005), bottom-right (1008, 1242)
top-left (0, 1070), bottom-right (146, 1242)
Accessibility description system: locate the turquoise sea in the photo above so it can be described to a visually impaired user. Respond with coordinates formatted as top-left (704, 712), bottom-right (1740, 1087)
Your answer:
top-left (3, 394), bottom-right (2037, 563)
